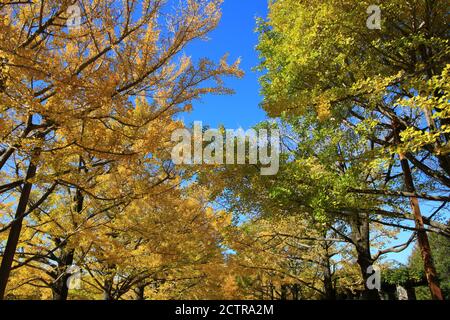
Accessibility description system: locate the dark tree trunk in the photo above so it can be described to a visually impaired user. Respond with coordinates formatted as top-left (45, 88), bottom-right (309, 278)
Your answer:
top-left (51, 185), bottom-right (84, 300)
top-left (349, 213), bottom-right (380, 300)
top-left (51, 249), bottom-right (75, 300)
top-left (280, 284), bottom-right (288, 300)
top-left (134, 284), bottom-right (146, 300)
top-left (406, 285), bottom-right (417, 300)
top-left (102, 264), bottom-right (117, 301)
top-left (291, 284), bottom-right (299, 300)
top-left (269, 282), bottom-right (274, 300)
top-left (322, 264), bottom-right (336, 300)
top-left (0, 152), bottom-right (39, 299)
top-left (357, 253), bottom-right (380, 300)
top-left (321, 240), bottom-right (336, 300)
top-left (103, 278), bottom-right (114, 300)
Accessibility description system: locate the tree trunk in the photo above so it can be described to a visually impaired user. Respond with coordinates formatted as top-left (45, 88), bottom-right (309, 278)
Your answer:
top-left (102, 264), bottom-right (117, 301)
top-left (52, 249), bottom-right (75, 300)
top-left (0, 152), bottom-right (39, 299)
top-left (280, 284), bottom-right (288, 300)
top-left (134, 284), bottom-right (146, 300)
top-left (103, 278), bottom-right (114, 300)
top-left (393, 121), bottom-right (443, 300)
top-left (291, 284), bottom-right (299, 300)
top-left (269, 282), bottom-right (274, 300)
top-left (322, 268), bottom-right (335, 300)
top-left (398, 154), bottom-right (443, 300)
top-left (406, 285), bottom-right (417, 300)
top-left (350, 213), bottom-right (380, 300)
top-left (51, 186), bottom-right (84, 300)
top-left (321, 241), bottom-right (336, 300)
top-left (357, 253), bottom-right (380, 300)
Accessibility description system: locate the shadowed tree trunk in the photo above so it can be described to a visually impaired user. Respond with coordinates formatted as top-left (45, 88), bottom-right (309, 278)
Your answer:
top-left (350, 213), bottom-right (380, 300)
top-left (280, 284), bottom-right (288, 300)
top-left (51, 248), bottom-right (75, 300)
top-left (321, 240), bottom-right (336, 300)
top-left (51, 184), bottom-right (84, 300)
top-left (134, 284), bottom-right (146, 300)
top-left (291, 284), bottom-right (299, 300)
top-left (103, 277), bottom-right (114, 300)
top-left (0, 149), bottom-right (40, 299)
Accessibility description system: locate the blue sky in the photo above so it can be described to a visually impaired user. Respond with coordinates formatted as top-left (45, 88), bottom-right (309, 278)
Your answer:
top-left (180, 0), bottom-right (268, 129)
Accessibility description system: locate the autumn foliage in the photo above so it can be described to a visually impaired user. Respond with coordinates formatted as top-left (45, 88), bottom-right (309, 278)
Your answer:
top-left (0, 0), bottom-right (449, 300)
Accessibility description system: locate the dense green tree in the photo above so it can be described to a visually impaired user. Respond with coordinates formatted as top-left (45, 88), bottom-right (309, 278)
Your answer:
top-left (256, 0), bottom-right (449, 299)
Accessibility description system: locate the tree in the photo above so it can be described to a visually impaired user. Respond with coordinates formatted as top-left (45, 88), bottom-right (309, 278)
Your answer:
top-left (0, 0), bottom-right (242, 299)
top-left (75, 186), bottom-right (233, 300)
top-left (256, 0), bottom-right (449, 299)
top-left (408, 227), bottom-right (450, 299)
top-left (225, 214), bottom-right (346, 300)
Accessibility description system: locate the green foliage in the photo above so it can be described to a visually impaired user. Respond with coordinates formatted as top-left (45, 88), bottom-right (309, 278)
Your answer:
top-left (253, 0), bottom-right (450, 300)
top-left (383, 267), bottom-right (424, 286)
top-left (408, 232), bottom-right (450, 299)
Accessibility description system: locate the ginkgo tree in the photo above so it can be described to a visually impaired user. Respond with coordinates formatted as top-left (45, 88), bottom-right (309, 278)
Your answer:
top-left (197, 120), bottom-right (408, 300)
top-left (3, 181), bottom-right (235, 300)
top-left (256, 0), bottom-right (449, 300)
top-left (2, 0), bottom-right (448, 301)
top-left (0, 0), bottom-right (242, 300)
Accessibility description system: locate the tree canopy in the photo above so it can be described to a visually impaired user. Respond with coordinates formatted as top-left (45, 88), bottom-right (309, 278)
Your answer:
top-left (0, 0), bottom-right (448, 301)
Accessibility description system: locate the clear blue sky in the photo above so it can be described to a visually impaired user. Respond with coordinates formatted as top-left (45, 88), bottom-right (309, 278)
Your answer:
top-left (179, 0), bottom-right (268, 129)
